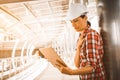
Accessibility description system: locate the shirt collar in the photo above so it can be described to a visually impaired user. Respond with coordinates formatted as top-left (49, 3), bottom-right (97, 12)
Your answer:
top-left (84, 27), bottom-right (91, 34)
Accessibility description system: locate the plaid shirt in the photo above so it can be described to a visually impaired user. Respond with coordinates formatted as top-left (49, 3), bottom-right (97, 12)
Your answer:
top-left (78, 28), bottom-right (105, 80)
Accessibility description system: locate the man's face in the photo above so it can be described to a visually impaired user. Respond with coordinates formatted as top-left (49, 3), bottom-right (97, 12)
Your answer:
top-left (71, 16), bottom-right (87, 32)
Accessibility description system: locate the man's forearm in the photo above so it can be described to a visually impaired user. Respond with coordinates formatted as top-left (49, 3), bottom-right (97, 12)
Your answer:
top-left (71, 66), bottom-right (94, 75)
top-left (74, 48), bottom-right (80, 68)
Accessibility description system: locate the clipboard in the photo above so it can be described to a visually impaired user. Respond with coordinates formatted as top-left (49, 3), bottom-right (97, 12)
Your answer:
top-left (39, 47), bottom-right (67, 68)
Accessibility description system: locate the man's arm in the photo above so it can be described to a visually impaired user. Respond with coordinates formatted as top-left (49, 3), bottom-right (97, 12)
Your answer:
top-left (74, 31), bottom-right (85, 68)
top-left (59, 65), bottom-right (94, 75)
top-left (74, 48), bottom-right (80, 68)
top-left (85, 31), bottom-right (101, 70)
top-left (56, 59), bottom-right (94, 75)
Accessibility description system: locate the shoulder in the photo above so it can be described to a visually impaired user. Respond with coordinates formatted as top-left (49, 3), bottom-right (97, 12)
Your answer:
top-left (86, 28), bottom-right (103, 41)
top-left (87, 28), bottom-right (100, 36)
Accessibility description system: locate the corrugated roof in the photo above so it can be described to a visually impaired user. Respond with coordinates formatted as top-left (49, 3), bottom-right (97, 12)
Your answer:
top-left (0, 0), bottom-right (98, 48)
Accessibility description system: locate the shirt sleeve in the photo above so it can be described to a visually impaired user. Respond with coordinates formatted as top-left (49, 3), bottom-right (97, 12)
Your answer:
top-left (85, 31), bottom-right (102, 69)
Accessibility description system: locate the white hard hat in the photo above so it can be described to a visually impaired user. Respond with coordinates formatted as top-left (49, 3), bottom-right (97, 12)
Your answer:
top-left (97, 2), bottom-right (104, 7)
top-left (66, 3), bottom-right (88, 20)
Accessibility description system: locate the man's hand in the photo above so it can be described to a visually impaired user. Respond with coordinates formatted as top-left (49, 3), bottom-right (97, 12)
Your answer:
top-left (56, 59), bottom-right (67, 67)
top-left (55, 59), bottom-right (73, 75)
top-left (55, 60), bottom-right (94, 75)
top-left (77, 31), bottom-right (85, 49)
top-left (59, 66), bottom-right (73, 75)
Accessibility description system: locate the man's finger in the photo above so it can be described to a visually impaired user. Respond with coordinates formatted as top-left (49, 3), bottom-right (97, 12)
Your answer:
top-left (55, 63), bottom-right (61, 68)
top-left (56, 59), bottom-right (67, 67)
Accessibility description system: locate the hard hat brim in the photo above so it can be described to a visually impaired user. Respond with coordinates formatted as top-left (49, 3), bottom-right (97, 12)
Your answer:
top-left (66, 3), bottom-right (88, 20)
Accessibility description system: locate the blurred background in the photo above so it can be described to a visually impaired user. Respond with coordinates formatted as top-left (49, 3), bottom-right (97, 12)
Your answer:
top-left (0, 0), bottom-right (120, 80)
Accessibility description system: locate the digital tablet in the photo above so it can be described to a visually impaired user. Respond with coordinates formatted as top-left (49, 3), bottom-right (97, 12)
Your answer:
top-left (39, 47), bottom-right (67, 68)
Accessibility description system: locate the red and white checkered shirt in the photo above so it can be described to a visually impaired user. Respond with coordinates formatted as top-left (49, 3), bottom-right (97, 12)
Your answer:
top-left (78, 28), bottom-right (106, 80)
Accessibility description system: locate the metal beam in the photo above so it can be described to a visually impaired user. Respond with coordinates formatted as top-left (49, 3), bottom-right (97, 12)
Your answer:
top-left (24, 3), bottom-right (37, 17)
top-left (0, 6), bottom-right (37, 35)
top-left (74, 0), bottom-right (80, 3)
top-left (0, 6), bottom-right (21, 21)
top-left (0, 0), bottom-right (35, 4)
top-left (23, 3), bottom-right (43, 28)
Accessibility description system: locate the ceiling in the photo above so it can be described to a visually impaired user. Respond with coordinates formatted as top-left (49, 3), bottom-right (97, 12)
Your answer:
top-left (0, 0), bottom-right (98, 49)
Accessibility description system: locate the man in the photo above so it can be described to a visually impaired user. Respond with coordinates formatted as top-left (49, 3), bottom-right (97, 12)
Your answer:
top-left (87, 21), bottom-right (91, 28)
top-left (56, 3), bottom-right (106, 80)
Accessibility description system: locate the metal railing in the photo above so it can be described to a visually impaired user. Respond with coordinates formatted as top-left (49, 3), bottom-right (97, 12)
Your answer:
top-left (0, 56), bottom-right (36, 80)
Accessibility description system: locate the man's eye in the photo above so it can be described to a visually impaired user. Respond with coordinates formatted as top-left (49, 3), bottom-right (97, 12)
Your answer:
top-left (73, 19), bottom-right (78, 22)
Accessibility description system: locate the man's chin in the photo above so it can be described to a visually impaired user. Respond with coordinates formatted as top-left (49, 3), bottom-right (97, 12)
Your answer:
top-left (75, 29), bottom-right (82, 32)
top-left (75, 30), bottom-right (79, 32)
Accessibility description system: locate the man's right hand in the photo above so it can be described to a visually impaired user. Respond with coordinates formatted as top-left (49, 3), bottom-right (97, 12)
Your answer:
top-left (55, 59), bottom-right (67, 67)
top-left (77, 31), bottom-right (85, 49)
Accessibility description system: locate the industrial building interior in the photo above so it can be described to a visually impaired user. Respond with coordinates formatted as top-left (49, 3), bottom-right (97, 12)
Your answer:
top-left (0, 0), bottom-right (120, 80)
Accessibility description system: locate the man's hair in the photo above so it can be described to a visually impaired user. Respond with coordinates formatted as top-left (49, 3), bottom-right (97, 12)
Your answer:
top-left (80, 15), bottom-right (91, 27)
top-left (87, 21), bottom-right (91, 26)
top-left (80, 15), bottom-right (86, 18)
